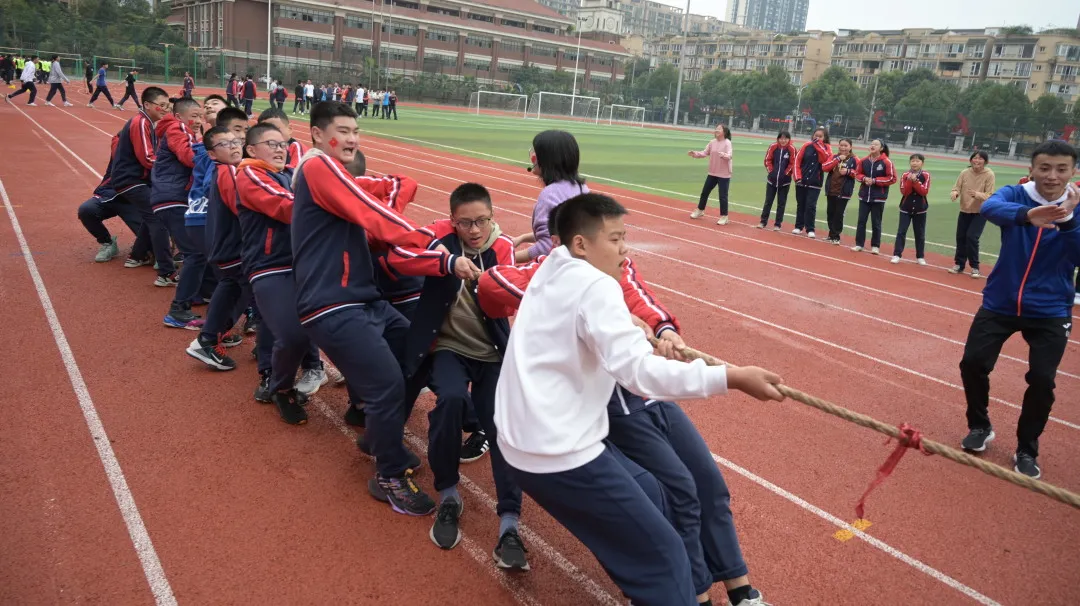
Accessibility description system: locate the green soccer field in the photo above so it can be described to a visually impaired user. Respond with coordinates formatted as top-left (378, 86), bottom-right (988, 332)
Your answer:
top-left (352, 105), bottom-right (1029, 259)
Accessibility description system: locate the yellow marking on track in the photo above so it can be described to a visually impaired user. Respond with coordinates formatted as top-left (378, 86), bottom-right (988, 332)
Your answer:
top-left (833, 519), bottom-right (873, 542)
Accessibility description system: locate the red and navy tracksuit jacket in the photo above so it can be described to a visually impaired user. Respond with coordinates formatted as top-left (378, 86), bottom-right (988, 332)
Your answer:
top-left (235, 159), bottom-right (296, 283)
top-left (285, 139), bottom-right (308, 172)
top-left (793, 139), bottom-right (832, 189)
top-left (90, 135), bottom-right (121, 202)
top-left (110, 110), bottom-right (157, 193)
top-left (898, 170), bottom-right (931, 214)
top-left (477, 253), bottom-right (681, 415)
top-left (150, 114), bottom-right (197, 212)
top-left (855, 154), bottom-right (898, 203)
top-left (290, 152), bottom-right (452, 325)
top-left (764, 141), bottom-right (797, 188)
top-left (387, 219), bottom-right (515, 378)
top-left (821, 153), bottom-right (859, 200)
top-left (362, 173), bottom-right (424, 308)
top-left (206, 163), bottom-right (242, 272)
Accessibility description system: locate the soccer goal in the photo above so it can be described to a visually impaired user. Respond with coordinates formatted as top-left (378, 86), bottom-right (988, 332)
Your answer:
top-left (527, 91), bottom-right (601, 123)
top-left (603, 104), bottom-right (646, 127)
top-left (469, 90), bottom-right (529, 118)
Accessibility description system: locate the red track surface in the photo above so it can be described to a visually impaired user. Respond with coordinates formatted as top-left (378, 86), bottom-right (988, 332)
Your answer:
top-left (1, 87), bottom-right (1078, 606)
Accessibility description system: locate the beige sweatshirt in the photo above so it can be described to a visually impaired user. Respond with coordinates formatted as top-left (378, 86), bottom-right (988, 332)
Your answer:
top-left (952, 167), bottom-right (996, 213)
top-left (434, 222), bottom-right (503, 362)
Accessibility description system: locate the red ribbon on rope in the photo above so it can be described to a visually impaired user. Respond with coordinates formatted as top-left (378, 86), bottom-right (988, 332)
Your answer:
top-left (854, 423), bottom-right (932, 519)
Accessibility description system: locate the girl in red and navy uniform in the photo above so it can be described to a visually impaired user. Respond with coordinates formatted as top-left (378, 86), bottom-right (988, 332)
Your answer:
top-left (852, 140), bottom-right (897, 254)
top-left (792, 127), bottom-right (832, 238)
top-left (891, 153), bottom-right (931, 264)
top-left (758, 131), bottom-right (796, 230)
top-left (820, 137), bottom-right (858, 244)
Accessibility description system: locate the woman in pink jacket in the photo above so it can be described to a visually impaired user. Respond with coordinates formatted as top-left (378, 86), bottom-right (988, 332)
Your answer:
top-left (688, 125), bottom-right (733, 225)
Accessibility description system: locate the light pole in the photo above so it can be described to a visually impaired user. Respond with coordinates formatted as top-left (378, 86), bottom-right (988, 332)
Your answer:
top-left (794, 84), bottom-right (808, 132)
top-left (266, 0), bottom-right (272, 89)
top-left (159, 43), bottom-right (173, 84)
top-left (570, 16), bottom-right (586, 117)
top-left (672, 0), bottom-right (691, 126)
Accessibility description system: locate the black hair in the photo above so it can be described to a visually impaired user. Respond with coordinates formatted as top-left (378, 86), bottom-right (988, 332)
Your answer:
top-left (839, 137), bottom-right (854, 147)
top-left (310, 101), bottom-right (357, 131)
top-left (554, 193), bottom-right (627, 244)
top-left (215, 107), bottom-right (249, 127)
top-left (245, 123), bottom-right (281, 148)
top-left (910, 153), bottom-right (926, 162)
top-left (203, 125), bottom-right (231, 148)
top-left (258, 106), bottom-right (289, 124)
top-left (969, 150), bottom-right (990, 164)
top-left (344, 149), bottom-right (367, 177)
top-left (777, 130), bottom-right (791, 140)
top-left (141, 86), bottom-right (168, 104)
top-left (50, 55), bottom-right (58, 61)
top-left (171, 97), bottom-right (200, 115)
top-left (531, 130), bottom-right (585, 187)
top-left (1030, 141), bottom-right (1078, 164)
top-left (450, 183), bottom-right (492, 212)
top-left (812, 127), bottom-right (831, 145)
top-left (715, 124), bottom-right (732, 140)
top-left (203, 93), bottom-right (227, 105)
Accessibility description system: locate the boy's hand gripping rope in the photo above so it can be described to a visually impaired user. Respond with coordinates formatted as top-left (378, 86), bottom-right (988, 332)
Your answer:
top-left (647, 337), bottom-right (1080, 514)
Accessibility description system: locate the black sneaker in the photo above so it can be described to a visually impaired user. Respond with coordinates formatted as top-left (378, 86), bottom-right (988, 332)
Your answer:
top-left (242, 308), bottom-right (258, 334)
top-left (430, 500), bottom-right (463, 550)
top-left (356, 433), bottom-right (422, 471)
top-left (254, 374), bottom-right (272, 403)
top-left (493, 529), bottom-right (530, 571)
top-left (154, 272), bottom-right (180, 287)
top-left (185, 336), bottom-right (236, 371)
top-left (271, 389), bottom-right (308, 425)
top-left (460, 430), bottom-right (490, 463)
top-left (344, 404), bottom-right (366, 427)
top-left (961, 428), bottom-right (995, 452)
top-left (1013, 452), bottom-right (1041, 479)
top-left (221, 332), bottom-right (243, 348)
top-left (376, 470), bottom-right (436, 516)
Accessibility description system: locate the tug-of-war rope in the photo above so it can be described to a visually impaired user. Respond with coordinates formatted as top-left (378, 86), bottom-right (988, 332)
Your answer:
top-left (649, 337), bottom-right (1080, 515)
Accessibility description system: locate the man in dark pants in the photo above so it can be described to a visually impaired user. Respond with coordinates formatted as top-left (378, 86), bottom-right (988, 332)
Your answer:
top-left (960, 140), bottom-right (1080, 479)
top-left (291, 102), bottom-right (480, 517)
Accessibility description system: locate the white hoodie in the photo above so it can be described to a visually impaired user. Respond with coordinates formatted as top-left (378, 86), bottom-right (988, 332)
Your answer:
top-left (494, 245), bottom-right (728, 474)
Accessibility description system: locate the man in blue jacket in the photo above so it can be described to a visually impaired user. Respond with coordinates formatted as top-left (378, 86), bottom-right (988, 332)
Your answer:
top-left (959, 140), bottom-right (1080, 479)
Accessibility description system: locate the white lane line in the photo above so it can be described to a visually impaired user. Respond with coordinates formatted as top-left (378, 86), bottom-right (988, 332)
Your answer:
top-left (0, 168), bottom-right (177, 604)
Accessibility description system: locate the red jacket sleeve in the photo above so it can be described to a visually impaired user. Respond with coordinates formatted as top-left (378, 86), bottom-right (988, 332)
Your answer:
top-left (476, 257), bottom-right (544, 319)
top-left (352, 174), bottom-right (418, 214)
top-left (217, 165), bottom-right (239, 216)
top-left (491, 234), bottom-right (515, 266)
top-left (621, 257), bottom-right (679, 335)
top-left (302, 156), bottom-right (433, 249)
top-left (899, 171), bottom-right (913, 196)
top-left (853, 158), bottom-right (867, 182)
top-left (166, 120), bottom-right (198, 169)
top-left (821, 154), bottom-right (840, 172)
top-left (384, 219), bottom-right (455, 277)
top-left (874, 157), bottom-right (897, 186)
top-left (814, 140), bottom-right (832, 163)
top-left (763, 143), bottom-right (777, 172)
top-left (286, 140), bottom-right (309, 170)
top-left (912, 171), bottom-right (930, 196)
top-left (237, 165), bottom-right (294, 223)
top-left (131, 115), bottom-right (156, 170)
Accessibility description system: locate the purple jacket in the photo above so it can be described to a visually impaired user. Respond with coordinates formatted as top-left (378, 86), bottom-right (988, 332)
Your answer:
top-left (527, 179), bottom-right (588, 259)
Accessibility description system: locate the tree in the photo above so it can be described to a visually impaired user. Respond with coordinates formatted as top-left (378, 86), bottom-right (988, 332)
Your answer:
top-left (801, 66), bottom-right (864, 124)
top-left (1031, 94), bottom-right (1068, 133)
top-left (967, 83), bottom-right (1033, 135)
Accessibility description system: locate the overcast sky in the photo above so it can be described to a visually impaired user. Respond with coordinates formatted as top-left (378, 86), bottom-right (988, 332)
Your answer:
top-left (660, 0), bottom-right (1079, 32)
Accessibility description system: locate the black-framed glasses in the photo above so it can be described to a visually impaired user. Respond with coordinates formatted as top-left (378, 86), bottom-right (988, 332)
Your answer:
top-left (453, 217), bottom-right (492, 230)
top-left (254, 140), bottom-right (289, 151)
top-left (212, 139), bottom-right (242, 149)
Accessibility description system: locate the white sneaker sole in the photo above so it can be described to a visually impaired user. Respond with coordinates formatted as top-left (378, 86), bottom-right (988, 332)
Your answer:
top-left (962, 430), bottom-right (995, 452)
top-left (185, 340), bottom-right (235, 371)
top-left (1012, 453), bottom-right (1042, 479)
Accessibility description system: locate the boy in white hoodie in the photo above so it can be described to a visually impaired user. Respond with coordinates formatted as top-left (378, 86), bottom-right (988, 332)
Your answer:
top-left (493, 192), bottom-right (784, 605)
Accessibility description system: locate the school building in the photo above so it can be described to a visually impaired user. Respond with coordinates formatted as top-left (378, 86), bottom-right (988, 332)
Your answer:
top-left (163, 0), bottom-right (631, 88)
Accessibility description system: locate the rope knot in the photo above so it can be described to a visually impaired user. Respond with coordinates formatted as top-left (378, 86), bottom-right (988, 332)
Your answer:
top-left (854, 422), bottom-right (932, 519)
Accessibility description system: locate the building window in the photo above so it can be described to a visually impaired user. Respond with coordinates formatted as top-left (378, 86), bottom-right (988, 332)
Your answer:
top-left (531, 45), bottom-right (556, 57)
top-left (500, 40), bottom-right (524, 53)
top-left (426, 28), bottom-right (458, 43)
top-left (533, 24), bottom-right (556, 34)
top-left (382, 23), bottom-right (418, 36)
top-left (388, 50), bottom-right (417, 62)
top-left (427, 5), bottom-right (460, 17)
top-left (465, 35), bottom-right (492, 49)
top-left (345, 16), bottom-right (371, 30)
top-left (275, 5), bottom-right (333, 24)
top-left (501, 18), bottom-right (526, 29)
top-left (469, 13), bottom-right (494, 23)
top-left (463, 58), bottom-right (491, 71)
top-left (273, 33), bottom-right (334, 52)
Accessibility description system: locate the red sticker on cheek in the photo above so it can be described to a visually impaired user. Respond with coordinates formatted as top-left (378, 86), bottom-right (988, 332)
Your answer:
top-left (329, 138), bottom-right (338, 148)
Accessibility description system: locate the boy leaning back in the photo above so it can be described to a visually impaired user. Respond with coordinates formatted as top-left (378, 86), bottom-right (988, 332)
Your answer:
top-left (959, 141), bottom-right (1080, 480)
top-left (494, 193), bottom-right (784, 605)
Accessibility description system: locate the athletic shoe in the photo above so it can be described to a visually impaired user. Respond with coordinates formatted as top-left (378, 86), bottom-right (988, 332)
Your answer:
top-left (948, 265), bottom-right (962, 274)
top-left (732, 590), bottom-right (771, 606)
top-left (295, 367), bottom-right (328, 396)
top-left (163, 305), bottom-right (201, 329)
top-left (1075, 292), bottom-right (1080, 305)
top-left (430, 500), bottom-right (463, 550)
top-left (221, 332), bottom-right (243, 348)
top-left (254, 374), bottom-right (272, 403)
top-left (971, 269), bottom-right (981, 279)
top-left (124, 255), bottom-right (152, 268)
top-left (344, 404), bottom-right (365, 427)
top-left (716, 215), bottom-right (729, 226)
top-left (493, 530), bottom-right (530, 571)
top-left (791, 228), bottom-right (801, 235)
top-left (871, 247), bottom-right (880, 255)
top-left (271, 389), bottom-right (308, 425)
top-left (63, 101), bottom-right (73, 107)
top-left (45, 101), bottom-right (54, 106)
top-left (961, 428), bottom-right (995, 452)
top-left (26, 102), bottom-right (35, 106)
top-left (806, 231), bottom-right (815, 239)
top-left (690, 209), bottom-right (704, 219)
top-left (460, 431), bottom-right (490, 463)
top-left (325, 363), bottom-right (346, 386)
top-left (1013, 452), bottom-right (1041, 479)
top-left (917, 258), bottom-right (927, 266)
top-left (154, 272), bottom-right (179, 287)
top-left (95, 236), bottom-right (119, 262)
top-left (355, 433), bottom-right (422, 470)
top-left (242, 308), bottom-right (258, 334)
top-left (851, 245), bottom-right (863, 252)
top-left (890, 256), bottom-right (901, 264)
top-left (87, 103), bottom-right (94, 108)
top-left (756, 222), bottom-right (766, 229)
top-left (375, 470), bottom-right (436, 516)
top-left (185, 336), bottom-right (237, 371)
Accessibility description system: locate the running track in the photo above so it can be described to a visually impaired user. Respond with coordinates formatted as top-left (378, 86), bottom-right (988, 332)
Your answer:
top-left (1, 88), bottom-right (1078, 605)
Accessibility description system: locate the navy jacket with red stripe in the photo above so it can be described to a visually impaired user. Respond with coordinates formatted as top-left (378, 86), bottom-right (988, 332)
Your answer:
top-left (855, 154), bottom-right (898, 203)
top-left (150, 114), bottom-right (198, 210)
top-left (236, 160), bottom-right (295, 283)
top-left (793, 139), bottom-right (832, 189)
top-left (110, 110), bottom-right (157, 192)
top-left (764, 141), bottom-right (797, 187)
top-left (91, 135), bottom-right (121, 201)
top-left (290, 153), bottom-right (452, 324)
top-left (898, 170), bottom-right (931, 214)
top-left (206, 164), bottom-right (243, 271)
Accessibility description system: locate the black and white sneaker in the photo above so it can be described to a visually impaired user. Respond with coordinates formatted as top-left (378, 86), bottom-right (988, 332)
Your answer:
top-left (1013, 452), bottom-right (1041, 479)
top-left (460, 430), bottom-right (490, 463)
top-left (154, 272), bottom-right (180, 287)
top-left (430, 500), bottom-right (463, 550)
top-left (185, 337), bottom-right (236, 371)
top-left (271, 389), bottom-right (308, 425)
top-left (376, 471), bottom-right (436, 516)
top-left (254, 374), bottom-right (272, 403)
top-left (493, 529), bottom-right (530, 571)
top-left (961, 428), bottom-right (995, 452)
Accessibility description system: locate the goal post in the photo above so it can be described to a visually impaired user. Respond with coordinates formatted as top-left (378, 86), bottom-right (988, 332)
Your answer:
top-left (603, 104), bottom-right (647, 127)
top-left (469, 90), bottom-right (529, 118)
top-left (527, 91), bottom-right (602, 123)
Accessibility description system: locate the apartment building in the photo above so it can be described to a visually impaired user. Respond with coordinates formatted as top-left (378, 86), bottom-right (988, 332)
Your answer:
top-left (649, 30), bottom-right (835, 85)
top-left (725, 0), bottom-right (808, 33)
top-left (164, 0), bottom-right (629, 88)
top-left (619, 0), bottom-right (683, 38)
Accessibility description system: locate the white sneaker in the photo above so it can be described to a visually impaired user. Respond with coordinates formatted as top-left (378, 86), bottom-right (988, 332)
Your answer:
top-left (86, 103), bottom-right (94, 108)
top-left (890, 256), bottom-right (901, 264)
top-left (917, 258), bottom-right (927, 266)
top-left (63, 101), bottom-right (73, 107)
top-left (948, 265), bottom-right (961, 274)
top-left (690, 209), bottom-right (704, 219)
top-left (772, 225), bottom-right (781, 231)
top-left (296, 367), bottom-right (328, 396)
top-left (806, 231), bottom-right (816, 239)
top-left (851, 245), bottom-right (863, 252)
top-left (971, 269), bottom-right (981, 279)
top-left (94, 236), bottom-right (119, 263)
top-left (1074, 292), bottom-right (1079, 305)
top-left (26, 102), bottom-right (36, 106)
top-left (45, 101), bottom-right (55, 106)
top-left (716, 215), bottom-right (729, 225)
top-left (791, 228), bottom-right (801, 235)
top-left (871, 247), bottom-right (880, 255)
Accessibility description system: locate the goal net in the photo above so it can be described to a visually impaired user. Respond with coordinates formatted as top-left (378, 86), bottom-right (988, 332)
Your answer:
top-left (603, 104), bottom-right (646, 127)
top-left (528, 91), bottom-right (601, 123)
top-left (469, 91), bottom-right (529, 118)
